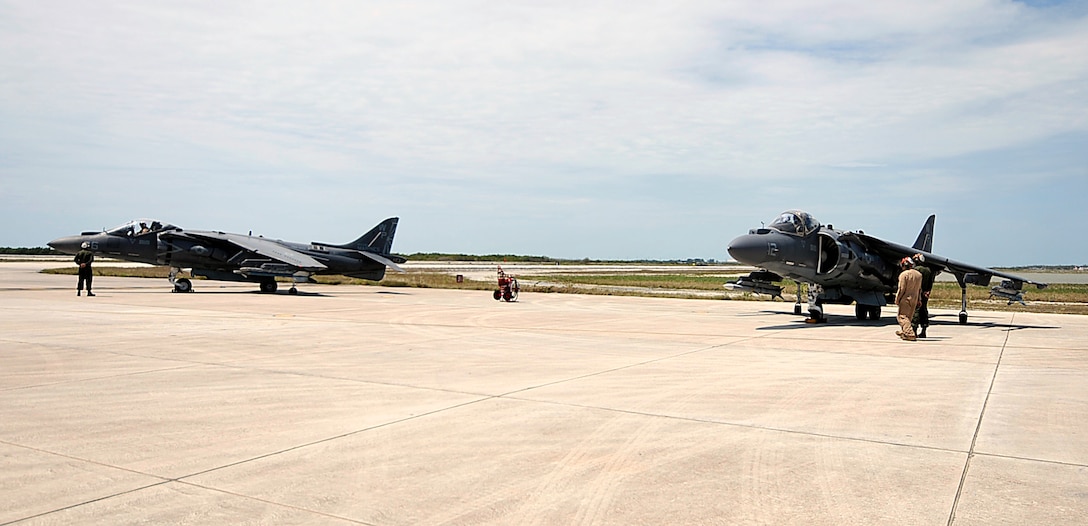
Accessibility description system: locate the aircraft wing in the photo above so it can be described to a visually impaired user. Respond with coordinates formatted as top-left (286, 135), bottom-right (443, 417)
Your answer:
top-left (839, 231), bottom-right (1047, 289)
top-left (179, 231), bottom-right (328, 271)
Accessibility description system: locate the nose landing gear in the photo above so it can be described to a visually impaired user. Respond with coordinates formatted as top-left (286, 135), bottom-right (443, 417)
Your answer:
top-left (169, 267), bottom-right (193, 293)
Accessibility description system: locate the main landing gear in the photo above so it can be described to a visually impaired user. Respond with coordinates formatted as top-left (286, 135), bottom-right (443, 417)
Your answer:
top-left (854, 304), bottom-right (881, 321)
top-left (259, 279), bottom-right (298, 294)
top-left (801, 283), bottom-right (882, 323)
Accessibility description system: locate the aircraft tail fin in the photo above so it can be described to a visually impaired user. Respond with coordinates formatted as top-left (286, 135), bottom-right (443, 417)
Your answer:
top-left (912, 214), bottom-right (935, 253)
top-left (333, 217), bottom-right (399, 254)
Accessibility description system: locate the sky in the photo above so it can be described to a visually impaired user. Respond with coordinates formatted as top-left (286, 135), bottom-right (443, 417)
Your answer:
top-left (2, 1), bottom-right (1086, 265)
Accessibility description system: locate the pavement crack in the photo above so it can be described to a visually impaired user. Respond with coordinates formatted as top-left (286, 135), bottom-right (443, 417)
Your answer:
top-left (946, 312), bottom-right (1014, 526)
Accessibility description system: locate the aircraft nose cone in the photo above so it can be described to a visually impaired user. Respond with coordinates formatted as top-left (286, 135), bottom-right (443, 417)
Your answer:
top-left (47, 235), bottom-right (84, 255)
top-left (727, 234), bottom-right (768, 266)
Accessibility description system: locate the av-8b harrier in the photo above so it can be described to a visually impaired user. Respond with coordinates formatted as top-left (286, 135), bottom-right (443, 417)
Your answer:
top-left (48, 218), bottom-right (405, 294)
top-left (726, 210), bottom-right (1047, 324)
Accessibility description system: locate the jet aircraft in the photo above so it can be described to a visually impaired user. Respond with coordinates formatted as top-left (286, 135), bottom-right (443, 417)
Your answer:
top-left (48, 218), bottom-right (405, 294)
top-left (726, 210), bottom-right (1047, 324)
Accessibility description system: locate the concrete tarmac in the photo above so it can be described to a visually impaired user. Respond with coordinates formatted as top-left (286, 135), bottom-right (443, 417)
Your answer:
top-left (2, 262), bottom-right (1086, 525)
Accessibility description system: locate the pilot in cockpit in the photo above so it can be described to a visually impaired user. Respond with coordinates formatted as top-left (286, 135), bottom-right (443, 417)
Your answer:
top-left (771, 212), bottom-right (802, 234)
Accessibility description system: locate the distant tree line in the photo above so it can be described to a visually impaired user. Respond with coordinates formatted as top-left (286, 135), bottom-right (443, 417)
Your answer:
top-left (0, 247), bottom-right (59, 255)
top-left (400, 253), bottom-right (724, 265)
top-left (403, 253), bottom-right (560, 263)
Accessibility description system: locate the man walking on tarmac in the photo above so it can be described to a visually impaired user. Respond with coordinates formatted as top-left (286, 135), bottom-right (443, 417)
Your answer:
top-left (912, 253), bottom-right (934, 338)
top-left (895, 257), bottom-right (922, 341)
top-left (75, 242), bottom-right (95, 297)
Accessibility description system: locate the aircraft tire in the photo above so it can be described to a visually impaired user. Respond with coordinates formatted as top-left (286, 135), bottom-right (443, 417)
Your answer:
top-left (959, 312), bottom-right (968, 325)
top-left (260, 280), bottom-right (278, 293)
top-left (855, 304), bottom-right (881, 321)
top-left (173, 278), bottom-right (192, 293)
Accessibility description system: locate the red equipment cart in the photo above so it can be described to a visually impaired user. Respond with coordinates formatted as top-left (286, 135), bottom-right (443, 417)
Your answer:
top-left (493, 266), bottom-right (519, 302)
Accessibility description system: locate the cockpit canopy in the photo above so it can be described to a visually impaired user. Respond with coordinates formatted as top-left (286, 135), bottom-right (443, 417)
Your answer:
top-left (768, 210), bottom-right (820, 236)
top-left (106, 219), bottom-right (177, 237)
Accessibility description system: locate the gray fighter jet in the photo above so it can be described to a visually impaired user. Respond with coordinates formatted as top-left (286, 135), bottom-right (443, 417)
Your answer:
top-left (48, 218), bottom-right (405, 294)
top-left (726, 210), bottom-right (1047, 324)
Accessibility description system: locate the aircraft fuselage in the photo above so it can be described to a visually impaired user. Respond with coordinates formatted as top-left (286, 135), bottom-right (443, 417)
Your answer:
top-left (728, 225), bottom-right (899, 307)
top-left (49, 231), bottom-right (384, 277)
top-left (48, 218), bottom-right (403, 293)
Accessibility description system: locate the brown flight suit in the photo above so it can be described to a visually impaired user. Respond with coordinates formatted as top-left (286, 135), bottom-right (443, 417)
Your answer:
top-left (896, 268), bottom-right (923, 340)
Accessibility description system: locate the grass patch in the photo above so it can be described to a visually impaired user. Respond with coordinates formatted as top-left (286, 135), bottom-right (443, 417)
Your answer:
top-left (42, 266), bottom-right (179, 278)
top-left (535, 272), bottom-right (741, 291)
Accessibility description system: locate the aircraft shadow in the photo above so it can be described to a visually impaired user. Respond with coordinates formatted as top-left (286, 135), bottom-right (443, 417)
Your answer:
top-left (754, 311), bottom-right (1059, 332)
top-left (751, 309), bottom-right (896, 331)
top-left (173, 289), bottom-right (333, 297)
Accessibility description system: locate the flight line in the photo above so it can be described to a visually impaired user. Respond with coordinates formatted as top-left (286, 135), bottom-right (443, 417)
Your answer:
top-left (1, 265), bottom-right (1085, 525)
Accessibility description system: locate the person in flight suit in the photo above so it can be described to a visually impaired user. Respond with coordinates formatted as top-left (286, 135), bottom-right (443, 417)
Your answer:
top-left (895, 257), bottom-right (922, 341)
top-left (911, 253), bottom-right (934, 338)
top-left (75, 242), bottom-right (95, 297)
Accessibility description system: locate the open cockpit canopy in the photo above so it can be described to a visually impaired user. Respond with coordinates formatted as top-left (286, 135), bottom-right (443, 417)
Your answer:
top-left (768, 210), bottom-right (820, 236)
top-left (106, 219), bottom-right (178, 237)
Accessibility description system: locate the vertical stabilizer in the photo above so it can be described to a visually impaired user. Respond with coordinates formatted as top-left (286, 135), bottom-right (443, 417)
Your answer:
top-left (336, 217), bottom-right (399, 254)
top-left (912, 215), bottom-right (935, 253)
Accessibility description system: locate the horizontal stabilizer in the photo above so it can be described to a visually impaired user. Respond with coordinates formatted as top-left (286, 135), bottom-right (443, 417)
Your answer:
top-left (358, 250), bottom-right (406, 273)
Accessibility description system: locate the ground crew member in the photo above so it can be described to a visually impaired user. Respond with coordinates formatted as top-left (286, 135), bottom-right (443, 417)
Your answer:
top-left (75, 242), bottom-right (95, 297)
top-left (895, 257), bottom-right (922, 341)
top-left (912, 254), bottom-right (933, 338)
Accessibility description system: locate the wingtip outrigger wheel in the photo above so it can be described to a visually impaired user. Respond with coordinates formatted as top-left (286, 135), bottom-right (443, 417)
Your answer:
top-left (959, 285), bottom-right (969, 324)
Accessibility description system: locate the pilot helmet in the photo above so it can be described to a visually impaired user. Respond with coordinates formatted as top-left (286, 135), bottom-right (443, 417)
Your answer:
top-left (81, 242), bottom-right (90, 249)
top-left (899, 257), bottom-right (914, 268)
top-left (913, 253), bottom-right (925, 264)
